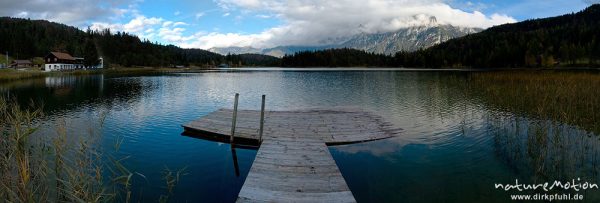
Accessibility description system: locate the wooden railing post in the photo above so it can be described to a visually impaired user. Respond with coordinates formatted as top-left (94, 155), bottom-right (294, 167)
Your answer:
top-left (259, 95), bottom-right (266, 143)
top-left (230, 93), bottom-right (239, 144)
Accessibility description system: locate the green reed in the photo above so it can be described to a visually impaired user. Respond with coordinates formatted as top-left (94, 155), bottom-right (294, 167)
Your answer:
top-left (470, 71), bottom-right (600, 190)
top-left (0, 97), bottom-right (187, 202)
top-left (470, 71), bottom-right (600, 134)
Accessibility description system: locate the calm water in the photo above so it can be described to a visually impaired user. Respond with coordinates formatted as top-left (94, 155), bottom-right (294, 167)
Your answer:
top-left (2, 69), bottom-right (599, 202)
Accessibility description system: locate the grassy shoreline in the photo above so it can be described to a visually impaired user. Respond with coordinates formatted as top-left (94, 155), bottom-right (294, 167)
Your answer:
top-left (0, 97), bottom-right (187, 202)
top-left (3, 66), bottom-right (600, 83)
top-left (470, 71), bottom-right (600, 134)
top-left (0, 66), bottom-right (218, 83)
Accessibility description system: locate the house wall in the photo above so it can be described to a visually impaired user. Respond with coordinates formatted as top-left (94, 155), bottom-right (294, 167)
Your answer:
top-left (44, 63), bottom-right (103, 71)
top-left (12, 64), bottom-right (32, 68)
top-left (44, 63), bottom-right (85, 71)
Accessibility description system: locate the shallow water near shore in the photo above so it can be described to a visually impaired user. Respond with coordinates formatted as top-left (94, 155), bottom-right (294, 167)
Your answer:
top-left (1, 68), bottom-right (599, 202)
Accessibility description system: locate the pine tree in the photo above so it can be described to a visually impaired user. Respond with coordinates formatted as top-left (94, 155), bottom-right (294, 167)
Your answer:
top-left (83, 38), bottom-right (99, 67)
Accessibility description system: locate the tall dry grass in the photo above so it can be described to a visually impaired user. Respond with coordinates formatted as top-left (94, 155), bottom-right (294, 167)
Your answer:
top-left (470, 71), bottom-right (600, 134)
top-left (0, 97), bottom-right (187, 202)
top-left (470, 71), bottom-right (600, 186)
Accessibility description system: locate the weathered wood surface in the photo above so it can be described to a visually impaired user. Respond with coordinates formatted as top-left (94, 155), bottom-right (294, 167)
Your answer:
top-left (236, 138), bottom-right (356, 203)
top-left (182, 108), bottom-right (401, 145)
top-left (183, 108), bottom-right (401, 202)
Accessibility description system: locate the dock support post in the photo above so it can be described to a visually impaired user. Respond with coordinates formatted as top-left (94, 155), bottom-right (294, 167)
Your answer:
top-left (259, 95), bottom-right (266, 143)
top-left (230, 93), bottom-right (239, 144)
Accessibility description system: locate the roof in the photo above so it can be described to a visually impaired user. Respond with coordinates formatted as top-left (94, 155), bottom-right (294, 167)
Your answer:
top-left (49, 52), bottom-right (75, 60)
top-left (12, 60), bottom-right (32, 64)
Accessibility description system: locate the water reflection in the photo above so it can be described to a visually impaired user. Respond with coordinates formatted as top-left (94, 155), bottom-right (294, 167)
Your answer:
top-left (1, 70), bottom-right (598, 202)
top-left (231, 147), bottom-right (240, 177)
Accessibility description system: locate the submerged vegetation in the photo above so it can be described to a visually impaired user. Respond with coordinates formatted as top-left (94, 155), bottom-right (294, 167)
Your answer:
top-left (0, 97), bottom-right (187, 202)
top-left (470, 71), bottom-right (600, 134)
top-left (464, 71), bottom-right (600, 193)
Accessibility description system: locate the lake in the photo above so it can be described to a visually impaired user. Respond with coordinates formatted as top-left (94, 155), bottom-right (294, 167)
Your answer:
top-left (1, 69), bottom-right (599, 202)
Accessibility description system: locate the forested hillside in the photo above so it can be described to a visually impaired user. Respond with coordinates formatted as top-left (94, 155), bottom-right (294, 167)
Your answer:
top-left (394, 4), bottom-right (600, 68)
top-left (281, 48), bottom-right (393, 67)
top-left (283, 4), bottom-right (600, 68)
top-left (0, 17), bottom-right (277, 67)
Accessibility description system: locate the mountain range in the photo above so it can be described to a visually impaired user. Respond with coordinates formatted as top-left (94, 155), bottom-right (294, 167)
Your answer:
top-left (281, 4), bottom-right (600, 68)
top-left (210, 18), bottom-right (481, 57)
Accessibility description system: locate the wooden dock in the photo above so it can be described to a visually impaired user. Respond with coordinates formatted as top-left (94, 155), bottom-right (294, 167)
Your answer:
top-left (183, 108), bottom-right (400, 145)
top-left (183, 108), bottom-right (400, 202)
top-left (237, 138), bottom-right (355, 202)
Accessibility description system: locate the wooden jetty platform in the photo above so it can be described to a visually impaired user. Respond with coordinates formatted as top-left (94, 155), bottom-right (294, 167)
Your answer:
top-left (237, 138), bottom-right (355, 202)
top-left (183, 108), bottom-right (400, 145)
top-left (183, 107), bottom-right (400, 202)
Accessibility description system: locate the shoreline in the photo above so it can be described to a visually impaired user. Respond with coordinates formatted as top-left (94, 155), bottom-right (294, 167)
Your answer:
top-left (0, 66), bottom-right (219, 82)
top-left (2, 66), bottom-right (599, 83)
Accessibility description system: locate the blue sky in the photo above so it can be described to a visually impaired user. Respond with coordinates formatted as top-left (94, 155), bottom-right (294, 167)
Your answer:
top-left (0, 0), bottom-right (595, 49)
top-left (448, 0), bottom-right (591, 20)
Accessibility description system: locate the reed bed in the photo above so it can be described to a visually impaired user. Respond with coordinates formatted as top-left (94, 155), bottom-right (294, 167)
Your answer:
top-left (470, 71), bottom-right (600, 134)
top-left (0, 97), bottom-right (186, 202)
top-left (469, 71), bottom-right (600, 189)
top-left (0, 69), bottom-right (47, 82)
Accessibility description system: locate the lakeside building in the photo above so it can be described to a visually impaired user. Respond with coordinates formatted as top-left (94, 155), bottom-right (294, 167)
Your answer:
top-left (43, 52), bottom-right (103, 71)
top-left (9, 60), bottom-right (33, 68)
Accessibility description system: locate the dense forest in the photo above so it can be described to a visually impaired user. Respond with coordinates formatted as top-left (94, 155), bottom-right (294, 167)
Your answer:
top-left (0, 17), bottom-right (277, 67)
top-left (2, 4), bottom-right (599, 69)
top-left (283, 4), bottom-right (600, 68)
top-left (281, 48), bottom-right (393, 67)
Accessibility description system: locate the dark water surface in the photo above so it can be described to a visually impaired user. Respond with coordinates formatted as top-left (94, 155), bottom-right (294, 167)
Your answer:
top-left (2, 69), bottom-right (599, 202)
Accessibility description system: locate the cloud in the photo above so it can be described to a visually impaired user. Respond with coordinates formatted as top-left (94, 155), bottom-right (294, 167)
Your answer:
top-left (256, 14), bottom-right (272, 18)
top-left (162, 21), bottom-right (173, 27)
top-left (158, 27), bottom-right (193, 43)
top-left (195, 12), bottom-right (205, 19)
top-left (0, 0), bottom-right (519, 51)
top-left (0, 0), bottom-right (134, 26)
top-left (173, 22), bottom-right (188, 26)
top-left (202, 0), bottom-right (516, 48)
top-left (90, 15), bottom-right (163, 34)
top-left (179, 32), bottom-right (272, 49)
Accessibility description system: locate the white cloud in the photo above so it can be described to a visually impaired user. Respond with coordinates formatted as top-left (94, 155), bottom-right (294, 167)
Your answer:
top-left (122, 16), bottom-right (163, 33)
top-left (0, 0), bottom-right (134, 26)
top-left (195, 12), bottom-right (205, 19)
top-left (173, 22), bottom-right (188, 26)
top-left (158, 27), bottom-right (192, 43)
top-left (90, 15), bottom-right (163, 36)
top-left (0, 0), bottom-right (521, 51)
top-left (256, 14), bottom-right (272, 18)
top-left (162, 21), bottom-right (173, 27)
top-left (200, 0), bottom-right (517, 48)
top-left (179, 32), bottom-right (272, 49)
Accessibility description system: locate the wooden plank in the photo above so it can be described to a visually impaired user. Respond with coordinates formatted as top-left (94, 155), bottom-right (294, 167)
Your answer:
top-left (237, 139), bottom-right (356, 203)
top-left (183, 108), bottom-right (400, 144)
top-left (182, 108), bottom-right (402, 201)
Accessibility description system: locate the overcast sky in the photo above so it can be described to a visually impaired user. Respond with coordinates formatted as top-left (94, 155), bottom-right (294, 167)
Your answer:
top-left (0, 0), bottom-right (597, 49)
